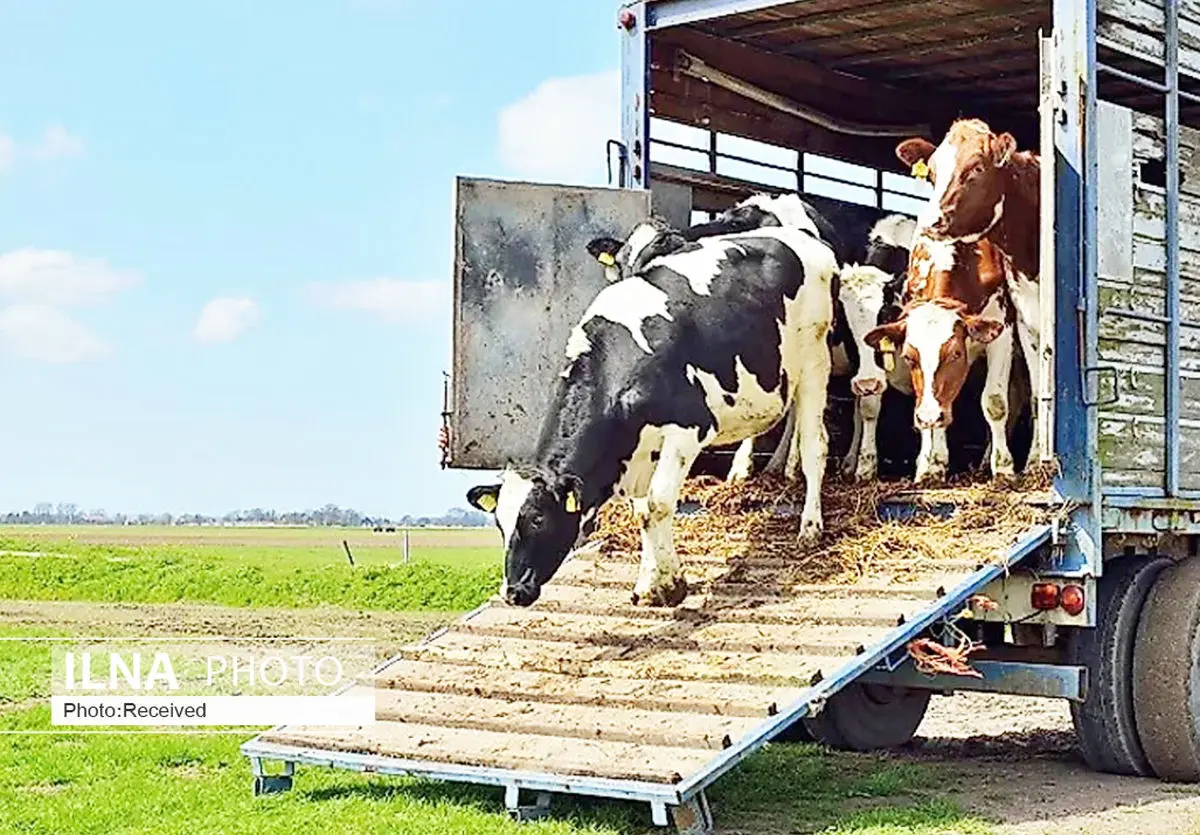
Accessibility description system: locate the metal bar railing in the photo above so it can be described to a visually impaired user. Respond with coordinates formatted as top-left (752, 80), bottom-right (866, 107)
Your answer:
top-left (1166, 1), bottom-right (1182, 496)
top-left (1097, 61), bottom-right (1169, 93)
top-left (649, 135), bottom-right (916, 210)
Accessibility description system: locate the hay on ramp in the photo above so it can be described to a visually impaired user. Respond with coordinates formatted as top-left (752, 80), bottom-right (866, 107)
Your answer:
top-left (590, 464), bottom-right (1064, 589)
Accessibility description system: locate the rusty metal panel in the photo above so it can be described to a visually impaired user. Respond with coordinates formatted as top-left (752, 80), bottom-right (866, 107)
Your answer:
top-left (449, 177), bottom-right (652, 470)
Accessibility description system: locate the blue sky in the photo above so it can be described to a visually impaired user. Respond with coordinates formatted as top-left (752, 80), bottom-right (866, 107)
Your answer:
top-left (0, 0), bottom-right (624, 517)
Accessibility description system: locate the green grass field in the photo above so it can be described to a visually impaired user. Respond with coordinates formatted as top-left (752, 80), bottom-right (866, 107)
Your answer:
top-left (0, 525), bottom-right (501, 612)
top-left (0, 524), bottom-right (500, 568)
top-left (0, 625), bottom-right (990, 835)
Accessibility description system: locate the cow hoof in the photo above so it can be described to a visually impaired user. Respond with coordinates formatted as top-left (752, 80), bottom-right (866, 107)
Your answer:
top-left (854, 458), bottom-right (878, 483)
top-left (797, 520), bottom-right (823, 547)
top-left (991, 458), bottom-right (1016, 480)
top-left (631, 576), bottom-right (688, 608)
top-left (991, 469), bottom-right (1017, 487)
top-left (915, 466), bottom-right (947, 486)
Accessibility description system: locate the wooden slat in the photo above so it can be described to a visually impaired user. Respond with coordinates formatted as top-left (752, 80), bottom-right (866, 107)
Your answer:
top-left (577, 546), bottom-right (986, 574)
top-left (455, 608), bottom-right (887, 656)
top-left (552, 557), bottom-right (970, 595)
top-left (1099, 415), bottom-right (1200, 489)
top-left (400, 632), bottom-right (832, 687)
top-left (529, 583), bottom-right (926, 627)
top-left (555, 558), bottom-right (728, 588)
top-left (369, 689), bottom-right (758, 751)
top-left (364, 659), bottom-right (795, 718)
top-left (261, 715), bottom-right (712, 784)
top-left (1098, 17), bottom-right (1200, 76)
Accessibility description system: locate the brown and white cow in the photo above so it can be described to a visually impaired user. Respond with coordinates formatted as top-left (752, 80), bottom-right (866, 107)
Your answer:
top-left (864, 235), bottom-right (1017, 482)
top-left (894, 119), bottom-right (1043, 458)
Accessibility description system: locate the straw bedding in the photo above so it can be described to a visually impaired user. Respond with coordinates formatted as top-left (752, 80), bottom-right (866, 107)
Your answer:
top-left (589, 463), bottom-right (1066, 588)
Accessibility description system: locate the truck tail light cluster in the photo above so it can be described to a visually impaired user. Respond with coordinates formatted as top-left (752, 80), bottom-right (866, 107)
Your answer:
top-left (1031, 582), bottom-right (1086, 616)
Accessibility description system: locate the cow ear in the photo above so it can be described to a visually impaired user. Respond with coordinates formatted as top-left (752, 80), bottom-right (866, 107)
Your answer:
top-left (864, 320), bottom-right (907, 351)
top-left (586, 236), bottom-right (623, 267)
top-left (993, 132), bottom-right (1017, 167)
top-left (965, 316), bottom-right (1006, 344)
top-left (556, 474), bottom-right (583, 515)
top-left (467, 485), bottom-right (501, 514)
top-left (896, 138), bottom-right (936, 168)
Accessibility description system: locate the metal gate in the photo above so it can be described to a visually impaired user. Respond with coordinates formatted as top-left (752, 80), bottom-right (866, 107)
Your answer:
top-left (447, 177), bottom-right (651, 470)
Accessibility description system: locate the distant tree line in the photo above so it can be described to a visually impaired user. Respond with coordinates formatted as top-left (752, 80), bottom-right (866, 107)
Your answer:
top-left (0, 502), bottom-right (490, 528)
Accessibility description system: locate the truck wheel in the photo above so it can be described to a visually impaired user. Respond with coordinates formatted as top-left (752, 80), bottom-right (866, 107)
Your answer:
top-left (1066, 555), bottom-right (1172, 776)
top-left (1132, 556), bottom-right (1200, 781)
top-left (773, 717), bottom-right (814, 743)
top-left (801, 682), bottom-right (931, 751)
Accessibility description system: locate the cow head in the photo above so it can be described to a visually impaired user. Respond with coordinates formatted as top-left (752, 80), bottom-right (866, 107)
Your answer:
top-left (586, 216), bottom-right (681, 280)
top-left (467, 467), bottom-right (584, 606)
top-left (896, 119), bottom-right (1017, 242)
top-left (863, 300), bottom-right (1005, 429)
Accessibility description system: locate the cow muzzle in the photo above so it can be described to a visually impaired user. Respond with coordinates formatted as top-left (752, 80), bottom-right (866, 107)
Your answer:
top-left (504, 583), bottom-right (541, 607)
top-left (851, 377), bottom-right (885, 397)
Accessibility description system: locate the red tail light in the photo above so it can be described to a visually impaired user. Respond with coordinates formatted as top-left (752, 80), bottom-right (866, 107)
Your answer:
top-left (618, 8), bottom-right (636, 29)
top-left (1031, 583), bottom-right (1061, 610)
top-left (1060, 584), bottom-right (1086, 616)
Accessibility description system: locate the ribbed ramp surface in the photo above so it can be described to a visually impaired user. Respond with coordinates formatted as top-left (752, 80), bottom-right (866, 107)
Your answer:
top-left (246, 499), bottom-right (1050, 792)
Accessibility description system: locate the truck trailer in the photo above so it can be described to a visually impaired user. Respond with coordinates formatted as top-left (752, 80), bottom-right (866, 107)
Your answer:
top-left (242, 1), bottom-right (1200, 831)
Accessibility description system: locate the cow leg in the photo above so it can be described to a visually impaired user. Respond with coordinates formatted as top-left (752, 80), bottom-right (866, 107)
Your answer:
top-left (841, 397), bottom-right (863, 478)
top-left (916, 428), bottom-right (949, 483)
top-left (631, 427), bottom-right (702, 608)
top-left (762, 401), bottom-right (796, 477)
top-left (788, 375), bottom-right (830, 547)
top-left (983, 326), bottom-right (1017, 478)
top-left (853, 392), bottom-right (882, 481)
top-left (726, 438), bottom-right (755, 483)
top-left (1015, 316), bottom-right (1042, 462)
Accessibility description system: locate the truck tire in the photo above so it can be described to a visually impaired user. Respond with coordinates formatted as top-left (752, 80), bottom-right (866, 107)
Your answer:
top-left (1066, 554), bottom-right (1172, 776)
top-left (1132, 555), bottom-right (1200, 782)
top-left (800, 682), bottom-right (931, 751)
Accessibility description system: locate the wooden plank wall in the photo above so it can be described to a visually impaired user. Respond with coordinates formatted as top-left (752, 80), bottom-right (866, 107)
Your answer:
top-left (1097, 0), bottom-right (1200, 72)
top-left (1095, 97), bottom-right (1200, 490)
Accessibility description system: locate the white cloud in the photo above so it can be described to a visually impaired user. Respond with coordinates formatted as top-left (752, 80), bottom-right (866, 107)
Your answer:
top-left (0, 248), bottom-right (141, 306)
top-left (0, 134), bottom-right (14, 173)
top-left (0, 303), bottom-right (111, 363)
top-left (307, 278), bottom-right (445, 323)
top-left (31, 125), bottom-right (85, 160)
top-left (497, 69), bottom-right (619, 185)
top-left (192, 297), bottom-right (261, 344)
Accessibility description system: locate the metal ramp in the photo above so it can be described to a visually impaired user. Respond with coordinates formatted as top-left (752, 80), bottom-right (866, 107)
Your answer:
top-left (241, 501), bottom-right (1054, 832)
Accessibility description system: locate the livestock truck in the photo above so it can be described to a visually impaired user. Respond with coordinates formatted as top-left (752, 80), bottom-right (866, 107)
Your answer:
top-left (242, 1), bottom-right (1200, 831)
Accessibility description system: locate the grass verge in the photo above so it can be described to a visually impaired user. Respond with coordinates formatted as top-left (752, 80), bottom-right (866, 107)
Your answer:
top-left (0, 548), bottom-right (499, 612)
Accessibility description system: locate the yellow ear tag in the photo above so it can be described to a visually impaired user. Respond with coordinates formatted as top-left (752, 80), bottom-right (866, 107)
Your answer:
top-left (597, 252), bottom-right (616, 267)
top-left (911, 159), bottom-right (930, 180)
top-left (564, 491), bottom-right (580, 514)
top-left (879, 336), bottom-right (896, 372)
top-left (477, 494), bottom-right (497, 513)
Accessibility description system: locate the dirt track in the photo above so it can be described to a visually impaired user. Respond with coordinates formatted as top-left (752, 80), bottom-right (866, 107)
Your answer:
top-left (4, 600), bottom-right (1199, 834)
top-left (900, 694), bottom-right (1200, 834)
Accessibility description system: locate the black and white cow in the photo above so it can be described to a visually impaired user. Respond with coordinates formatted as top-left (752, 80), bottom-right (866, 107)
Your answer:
top-left (588, 193), bottom-right (919, 483)
top-left (836, 214), bottom-right (917, 480)
top-left (468, 218), bottom-right (839, 608)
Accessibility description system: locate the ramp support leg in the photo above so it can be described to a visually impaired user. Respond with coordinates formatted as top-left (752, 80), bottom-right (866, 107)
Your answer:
top-left (250, 757), bottom-right (294, 796)
top-left (505, 785), bottom-right (552, 822)
top-left (670, 792), bottom-right (714, 834)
